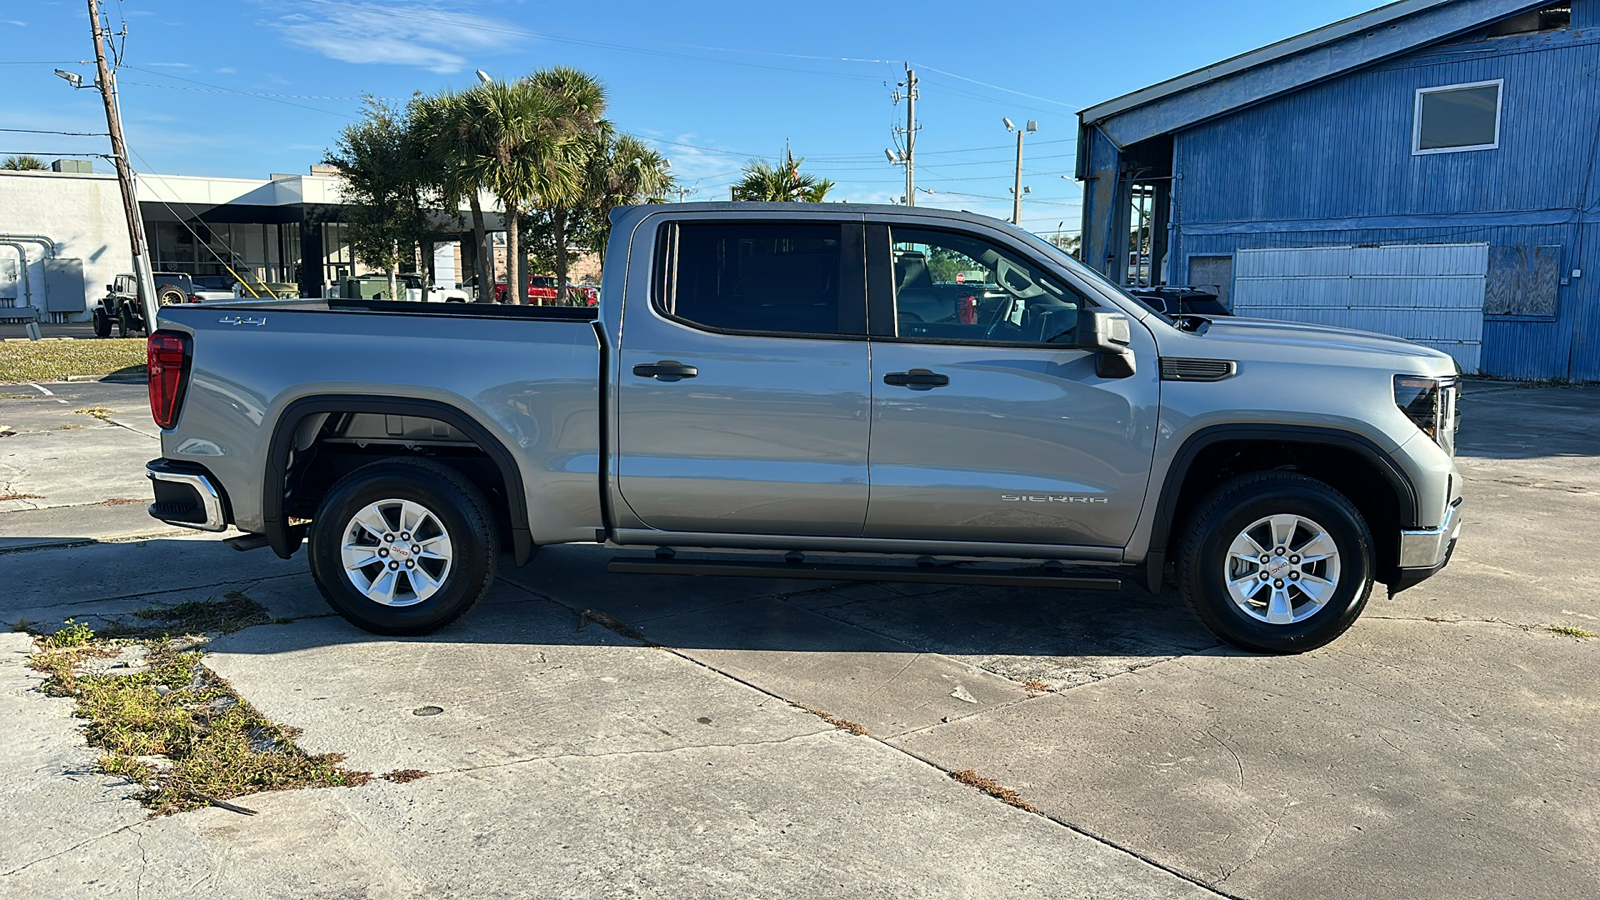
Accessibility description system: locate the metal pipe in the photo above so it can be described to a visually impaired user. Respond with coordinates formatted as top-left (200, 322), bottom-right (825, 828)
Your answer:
top-left (0, 234), bottom-right (58, 256)
top-left (0, 241), bottom-right (34, 308)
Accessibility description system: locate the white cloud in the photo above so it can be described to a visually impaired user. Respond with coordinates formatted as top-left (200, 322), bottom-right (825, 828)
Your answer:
top-left (3, 20), bottom-right (26, 26)
top-left (275, 2), bottom-right (515, 74)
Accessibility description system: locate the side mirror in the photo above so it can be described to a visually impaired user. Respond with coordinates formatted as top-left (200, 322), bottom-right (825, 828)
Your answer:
top-left (1074, 310), bottom-right (1136, 378)
top-left (105, 284), bottom-right (114, 293)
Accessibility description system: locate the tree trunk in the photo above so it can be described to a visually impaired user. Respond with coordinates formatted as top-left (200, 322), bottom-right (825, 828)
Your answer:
top-left (469, 193), bottom-right (490, 303)
top-left (517, 208), bottom-right (532, 307)
top-left (387, 240), bottom-right (398, 301)
top-left (552, 208), bottom-right (568, 305)
top-left (506, 206), bottom-right (522, 305)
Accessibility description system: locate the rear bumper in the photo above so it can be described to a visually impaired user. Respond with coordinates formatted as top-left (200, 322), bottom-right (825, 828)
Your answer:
top-left (1390, 498), bottom-right (1462, 592)
top-left (146, 458), bottom-right (228, 532)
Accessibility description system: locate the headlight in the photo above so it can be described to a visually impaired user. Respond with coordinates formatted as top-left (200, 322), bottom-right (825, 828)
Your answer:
top-left (1394, 374), bottom-right (1459, 455)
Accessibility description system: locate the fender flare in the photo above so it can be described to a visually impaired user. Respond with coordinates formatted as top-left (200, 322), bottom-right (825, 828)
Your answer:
top-left (1141, 424), bottom-right (1419, 591)
top-left (263, 394), bottom-right (533, 565)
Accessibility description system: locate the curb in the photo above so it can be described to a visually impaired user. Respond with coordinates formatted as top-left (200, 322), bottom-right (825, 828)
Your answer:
top-left (64, 374), bottom-right (148, 384)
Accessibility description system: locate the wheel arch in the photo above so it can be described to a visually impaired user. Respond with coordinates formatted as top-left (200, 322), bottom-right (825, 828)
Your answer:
top-left (1149, 425), bottom-right (1419, 589)
top-left (263, 394), bottom-right (533, 565)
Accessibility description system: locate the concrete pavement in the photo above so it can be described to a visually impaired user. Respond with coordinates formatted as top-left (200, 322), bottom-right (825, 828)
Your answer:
top-left (0, 382), bottom-right (1595, 898)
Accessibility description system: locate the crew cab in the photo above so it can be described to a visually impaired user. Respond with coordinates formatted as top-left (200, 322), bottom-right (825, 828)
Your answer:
top-left (141, 204), bottom-right (1463, 653)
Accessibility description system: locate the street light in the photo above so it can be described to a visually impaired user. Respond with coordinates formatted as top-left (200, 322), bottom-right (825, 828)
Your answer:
top-left (54, 69), bottom-right (85, 89)
top-left (1004, 118), bottom-right (1037, 225)
top-left (475, 69), bottom-right (492, 84)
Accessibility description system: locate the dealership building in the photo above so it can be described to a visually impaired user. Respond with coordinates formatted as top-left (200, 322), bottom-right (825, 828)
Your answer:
top-left (0, 161), bottom-right (496, 321)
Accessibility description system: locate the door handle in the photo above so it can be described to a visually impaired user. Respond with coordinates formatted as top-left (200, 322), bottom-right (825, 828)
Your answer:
top-left (633, 361), bottom-right (699, 381)
top-left (883, 368), bottom-right (950, 388)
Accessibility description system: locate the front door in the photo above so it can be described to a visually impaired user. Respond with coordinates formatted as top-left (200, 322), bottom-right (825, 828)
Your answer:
top-left (615, 218), bottom-right (872, 536)
top-left (863, 223), bottom-right (1160, 548)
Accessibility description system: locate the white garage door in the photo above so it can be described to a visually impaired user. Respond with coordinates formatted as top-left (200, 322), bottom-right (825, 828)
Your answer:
top-left (1231, 243), bottom-right (1486, 373)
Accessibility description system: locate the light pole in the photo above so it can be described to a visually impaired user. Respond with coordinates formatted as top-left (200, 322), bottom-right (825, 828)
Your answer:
top-left (1004, 118), bottom-right (1036, 226)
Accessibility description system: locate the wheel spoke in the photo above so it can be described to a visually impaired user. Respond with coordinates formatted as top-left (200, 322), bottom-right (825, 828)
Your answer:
top-left (1295, 531), bottom-right (1338, 563)
top-left (365, 569), bottom-right (400, 604)
top-left (1227, 573), bottom-right (1266, 605)
top-left (1268, 515), bottom-right (1299, 551)
top-left (407, 566), bottom-right (441, 601)
top-left (400, 500), bottom-right (430, 536)
top-left (1296, 573), bottom-right (1336, 605)
top-left (1228, 530), bottom-right (1267, 562)
top-left (1265, 586), bottom-right (1295, 625)
top-left (417, 532), bottom-right (452, 562)
top-left (341, 546), bottom-right (383, 571)
top-left (351, 506), bottom-right (391, 540)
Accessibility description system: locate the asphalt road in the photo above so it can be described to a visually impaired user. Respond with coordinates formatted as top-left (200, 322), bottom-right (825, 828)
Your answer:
top-left (0, 381), bottom-right (1594, 899)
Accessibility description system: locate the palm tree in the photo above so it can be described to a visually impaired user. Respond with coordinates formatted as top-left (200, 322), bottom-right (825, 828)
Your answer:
top-left (412, 90), bottom-right (495, 301)
top-left (732, 150), bottom-right (833, 202)
top-left (583, 127), bottom-right (674, 266)
top-left (2, 155), bottom-right (47, 171)
top-left (525, 67), bottom-right (607, 301)
top-left (462, 69), bottom-right (605, 304)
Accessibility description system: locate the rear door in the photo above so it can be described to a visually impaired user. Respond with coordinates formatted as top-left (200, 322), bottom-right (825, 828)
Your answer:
top-left (614, 217), bottom-right (872, 536)
top-left (862, 221), bottom-right (1160, 549)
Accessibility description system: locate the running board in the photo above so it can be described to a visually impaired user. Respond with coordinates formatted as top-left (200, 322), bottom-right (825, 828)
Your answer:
top-left (607, 557), bottom-right (1122, 591)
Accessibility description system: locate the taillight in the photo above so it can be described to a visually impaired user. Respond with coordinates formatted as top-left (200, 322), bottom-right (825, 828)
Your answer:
top-left (147, 331), bottom-right (190, 430)
top-left (958, 295), bottom-right (978, 325)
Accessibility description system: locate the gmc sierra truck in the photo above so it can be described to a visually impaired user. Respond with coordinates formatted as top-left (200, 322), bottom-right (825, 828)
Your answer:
top-left (142, 203), bottom-right (1463, 653)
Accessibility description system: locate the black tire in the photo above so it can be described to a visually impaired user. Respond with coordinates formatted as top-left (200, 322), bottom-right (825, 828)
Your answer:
top-left (92, 306), bottom-right (112, 338)
top-left (307, 457), bottom-right (499, 636)
top-left (116, 304), bottom-right (133, 337)
top-left (1176, 472), bottom-right (1374, 654)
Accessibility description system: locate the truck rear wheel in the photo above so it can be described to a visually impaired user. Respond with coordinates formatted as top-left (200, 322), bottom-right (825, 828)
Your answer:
top-left (1176, 472), bottom-right (1373, 653)
top-left (92, 306), bottom-right (112, 338)
top-left (307, 458), bottom-right (498, 635)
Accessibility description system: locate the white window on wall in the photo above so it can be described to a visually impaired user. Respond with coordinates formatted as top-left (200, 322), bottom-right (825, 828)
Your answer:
top-left (1414, 80), bottom-right (1503, 155)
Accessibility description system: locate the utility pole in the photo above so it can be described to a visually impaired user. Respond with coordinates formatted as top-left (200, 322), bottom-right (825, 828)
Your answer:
top-left (1005, 118), bottom-right (1037, 225)
top-left (86, 0), bottom-right (157, 331)
top-left (887, 64), bottom-right (919, 206)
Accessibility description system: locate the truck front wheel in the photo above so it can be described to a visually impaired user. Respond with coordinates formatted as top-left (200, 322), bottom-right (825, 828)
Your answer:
top-left (92, 306), bottom-right (112, 338)
top-left (307, 458), bottom-right (499, 635)
top-left (1176, 472), bottom-right (1373, 653)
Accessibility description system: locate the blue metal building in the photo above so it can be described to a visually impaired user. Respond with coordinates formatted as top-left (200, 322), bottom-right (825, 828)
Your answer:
top-left (1077, 0), bottom-right (1600, 378)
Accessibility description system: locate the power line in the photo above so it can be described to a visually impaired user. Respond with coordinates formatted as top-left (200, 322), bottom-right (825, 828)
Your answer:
top-left (0, 151), bottom-right (108, 157)
top-left (910, 63), bottom-right (1083, 111)
top-left (0, 127), bottom-right (110, 137)
top-left (119, 82), bottom-right (357, 119)
top-left (122, 65), bottom-right (386, 101)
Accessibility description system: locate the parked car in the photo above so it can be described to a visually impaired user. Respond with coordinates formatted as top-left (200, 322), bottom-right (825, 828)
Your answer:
top-left (1127, 286), bottom-right (1231, 317)
top-left (190, 276), bottom-right (237, 302)
top-left (94, 271), bottom-right (207, 337)
top-left (144, 203), bottom-right (1463, 654)
top-left (493, 275), bottom-right (561, 304)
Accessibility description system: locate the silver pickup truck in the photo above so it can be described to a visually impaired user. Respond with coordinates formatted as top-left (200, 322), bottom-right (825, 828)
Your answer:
top-left (143, 203), bottom-right (1462, 653)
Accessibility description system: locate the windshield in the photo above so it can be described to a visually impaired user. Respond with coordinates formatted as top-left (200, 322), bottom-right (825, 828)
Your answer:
top-left (1017, 230), bottom-right (1175, 325)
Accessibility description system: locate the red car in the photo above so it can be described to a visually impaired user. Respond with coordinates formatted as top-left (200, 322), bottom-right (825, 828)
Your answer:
top-left (493, 275), bottom-right (560, 304)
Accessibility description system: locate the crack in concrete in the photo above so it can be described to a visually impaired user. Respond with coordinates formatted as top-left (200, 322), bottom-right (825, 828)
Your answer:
top-left (0, 821), bottom-right (144, 879)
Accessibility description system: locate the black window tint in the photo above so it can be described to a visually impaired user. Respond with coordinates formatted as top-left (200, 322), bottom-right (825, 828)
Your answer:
top-left (664, 223), bottom-right (847, 336)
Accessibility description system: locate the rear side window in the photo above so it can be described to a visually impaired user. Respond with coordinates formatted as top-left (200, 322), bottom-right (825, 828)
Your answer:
top-left (657, 222), bottom-right (857, 337)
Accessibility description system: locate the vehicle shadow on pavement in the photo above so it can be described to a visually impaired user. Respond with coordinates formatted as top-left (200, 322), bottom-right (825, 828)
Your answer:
top-left (1456, 383), bottom-right (1600, 460)
top-left (3, 536), bottom-right (1222, 666)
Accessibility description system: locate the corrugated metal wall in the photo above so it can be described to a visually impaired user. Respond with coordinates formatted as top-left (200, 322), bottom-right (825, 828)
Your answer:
top-left (1233, 244), bottom-right (1488, 371)
top-left (1170, 10), bottom-right (1600, 380)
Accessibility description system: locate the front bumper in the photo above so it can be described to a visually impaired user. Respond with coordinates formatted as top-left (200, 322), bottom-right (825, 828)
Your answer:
top-left (146, 458), bottom-right (228, 532)
top-left (1390, 498), bottom-right (1462, 592)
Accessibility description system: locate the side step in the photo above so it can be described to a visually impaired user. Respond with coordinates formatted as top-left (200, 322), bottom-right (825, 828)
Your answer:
top-left (607, 557), bottom-right (1122, 591)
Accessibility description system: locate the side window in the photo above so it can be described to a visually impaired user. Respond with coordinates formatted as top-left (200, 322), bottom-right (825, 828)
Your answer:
top-left (890, 227), bottom-right (1087, 345)
top-left (657, 222), bottom-right (857, 337)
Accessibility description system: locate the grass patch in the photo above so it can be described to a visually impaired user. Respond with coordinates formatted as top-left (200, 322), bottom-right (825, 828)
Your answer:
top-left (0, 338), bottom-right (146, 384)
top-left (74, 406), bottom-right (114, 421)
top-left (27, 614), bottom-right (370, 816)
top-left (791, 702), bottom-right (867, 736)
top-left (949, 769), bottom-right (1038, 813)
top-left (0, 391), bottom-right (39, 399)
top-left (1020, 678), bottom-right (1051, 695)
top-left (55, 423), bottom-right (84, 430)
top-left (382, 769), bottom-right (430, 784)
top-left (1548, 625), bottom-right (1595, 639)
top-left (0, 492), bottom-right (43, 501)
top-left (101, 591), bottom-right (273, 640)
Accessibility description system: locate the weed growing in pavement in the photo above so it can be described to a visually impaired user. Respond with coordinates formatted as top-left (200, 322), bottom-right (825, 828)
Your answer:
top-left (0, 492), bottom-right (43, 501)
top-left (790, 702), bottom-right (867, 735)
top-left (1548, 625), bottom-right (1595, 639)
top-left (949, 769), bottom-right (1038, 813)
top-left (382, 769), bottom-right (430, 783)
top-left (25, 597), bottom-right (371, 816)
top-left (73, 406), bottom-right (114, 421)
top-left (1020, 678), bottom-right (1051, 695)
top-left (54, 424), bottom-right (83, 430)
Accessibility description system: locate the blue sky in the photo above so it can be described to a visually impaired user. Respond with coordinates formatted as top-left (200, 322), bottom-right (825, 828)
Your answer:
top-left (2, 0), bottom-right (1377, 234)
